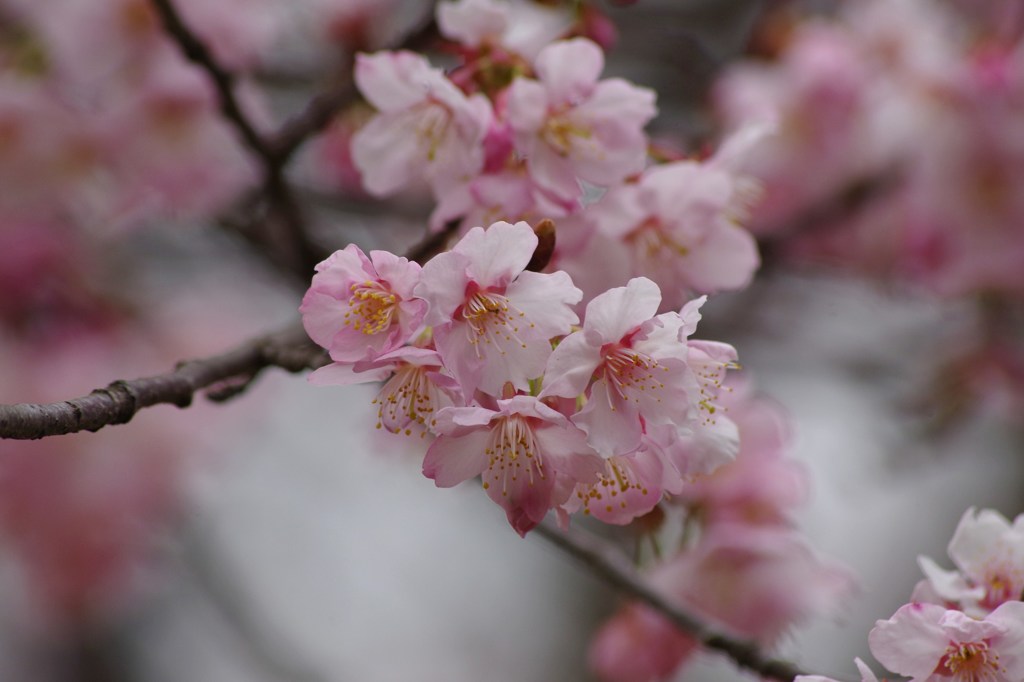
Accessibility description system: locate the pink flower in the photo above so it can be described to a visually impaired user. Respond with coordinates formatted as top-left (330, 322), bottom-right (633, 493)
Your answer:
top-left (869, 601), bottom-right (1024, 682)
top-left (563, 443), bottom-right (672, 525)
top-left (590, 525), bottom-right (853, 681)
top-left (917, 507), bottom-right (1024, 617)
top-left (589, 602), bottom-right (698, 682)
top-left (667, 525), bottom-right (855, 645)
top-left (677, 383), bottom-right (806, 527)
top-left (437, 0), bottom-right (572, 61)
top-left (541, 277), bottom-right (698, 458)
top-left (301, 244), bottom-right (425, 363)
top-left (423, 395), bottom-right (601, 536)
top-left (428, 164), bottom-right (577, 234)
top-left (585, 156), bottom-right (760, 306)
top-left (505, 38), bottom-right (656, 201)
top-left (350, 50), bottom-right (493, 196)
top-left (415, 220), bottom-right (581, 396)
top-left (309, 346), bottom-right (460, 437)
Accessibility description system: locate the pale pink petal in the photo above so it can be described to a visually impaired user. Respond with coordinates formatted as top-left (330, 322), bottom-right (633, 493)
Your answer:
top-left (541, 332), bottom-right (603, 399)
top-left (868, 602), bottom-right (948, 680)
top-left (300, 289), bottom-right (353, 350)
top-left (416, 250), bottom-right (472, 327)
top-left (588, 604), bottom-right (697, 682)
top-left (505, 269), bottom-right (582, 338)
top-left (355, 51), bottom-right (446, 111)
top-left (308, 362), bottom-right (389, 386)
top-left (582, 277), bottom-right (662, 346)
top-left (368, 250), bottom-right (421, 299)
top-left (534, 38), bottom-right (604, 105)
top-left (350, 110), bottom-right (425, 195)
top-left (453, 221), bottom-right (538, 288)
top-left (574, 380), bottom-right (643, 458)
top-left (989, 601), bottom-right (1024, 679)
top-left (948, 507), bottom-right (1014, 578)
top-left (580, 451), bottom-right (664, 524)
top-left (433, 405), bottom-right (495, 431)
top-left (917, 554), bottom-right (982, 605)
top-left (686, 222), bottom-right (760, 293)
top-left (524, 139), bottom-right (583, 201)
top-left (678, 296), bottom-right (708, 338)
top-left (505, 77), bottom-right (549, 136)
top-left (423, 429), bottom-right (491, 487)
top-left (437, 0), bottom-right (507, 48)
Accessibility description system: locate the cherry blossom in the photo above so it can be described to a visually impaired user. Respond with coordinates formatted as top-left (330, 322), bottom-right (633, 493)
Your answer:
top-left (541, 277), bottom-right (705, 458)
top-left (423, 395), bottom-right (601, 536)
top-left (350, 50), bottom-right (493, 196)
top-left (309, 346), bottom-right (460, 437)
top-left (562, 442), bottom-right (674, 525)
top-left (437, 0), bottom-right (572, 62)
top-left (581, 149), bottom-right (760, 307)
top-left (869, 601), bottom-right (1024, 682)
top-left (589, 602), bottom-right (699, 682)
top-left (300, 244), bottom-right (425, 363)
top-left (678, 389), bottom-right (805, 527)
top-left (505, 37), bottom-right (657, 201)
top-left (917, 507), bottom-right (1024, 617)
top-left (415, 220), bottom-right (581, 396)
top-left (590, 524), bottom-right (854, 681)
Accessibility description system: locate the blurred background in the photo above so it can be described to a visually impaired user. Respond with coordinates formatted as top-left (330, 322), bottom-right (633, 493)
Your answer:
top-left (1, 0), bottom-right (1023, 680)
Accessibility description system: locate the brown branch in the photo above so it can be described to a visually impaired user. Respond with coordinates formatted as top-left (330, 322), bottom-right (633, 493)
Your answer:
top-left (532, 521), bottom-right (814, 682)
top-left (0, 325), bottom-right (327, 440)
top-left (149, 0), bottom-right (323, 276)
top-left (149, 0), bottom-right (271, 160)
top-left (0, 220), bottom-right (460, 441)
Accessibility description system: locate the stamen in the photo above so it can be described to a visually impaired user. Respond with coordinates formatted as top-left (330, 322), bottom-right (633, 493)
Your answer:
top-left (461, 291), bottom-right (530, 358)
top-left (483, 415), bottom-right (545, 496)
top-left (601, 346), bottom-right (666, 405)
top-left (344, 280), bottom-right (398, 335)
top-left (941, 640), bottom-right (1004, 681)
top-left (372, 365), bottom-right (440, 435)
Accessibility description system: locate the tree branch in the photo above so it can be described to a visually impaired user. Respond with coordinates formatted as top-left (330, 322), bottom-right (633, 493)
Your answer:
top-left (0, 221), bottom-right (460, 441)
top-left (0, 325), bottom-right (327, 440)
top-left (149, 0), bottom-right (271, 160)
top-left (149, 0), bottom-right (323, 276)
top-left (533, 521), bottom-right (814, 682)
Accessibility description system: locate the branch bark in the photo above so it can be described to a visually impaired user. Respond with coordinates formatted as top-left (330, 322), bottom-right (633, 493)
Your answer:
top-left (0, 221), bottom-right (459, 441)
top-left (0, 325), bottom-right (327, 440)
top-left (533, 521), bottom-right (813, 682)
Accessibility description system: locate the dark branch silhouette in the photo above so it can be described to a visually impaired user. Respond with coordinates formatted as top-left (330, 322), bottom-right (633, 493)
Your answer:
top-left (0, 221), bottom-right (459, 441)
top-left (0, 325), bottom-right (326, 440)
top-left (533, 521), bottom-right (814, 682)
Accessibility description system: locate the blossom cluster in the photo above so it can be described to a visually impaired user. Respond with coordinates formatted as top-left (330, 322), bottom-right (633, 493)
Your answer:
top-left (338, 0), bottom-right (764, 312)
top-left (301, 220), bottom-right (745, 536)
top-left (716, 0), bottom-right (1024, 299)
top-left (588, 382), bottom-right (855, 682)
top-left (799, 507), bottom-right (1024, 682)
top-left (714, 0), bottom-right (1024, 425)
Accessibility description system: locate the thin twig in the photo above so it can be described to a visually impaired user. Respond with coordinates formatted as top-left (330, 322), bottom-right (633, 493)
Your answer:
top-left (149, 0), bottom-right (271, 160)
top-left (532, 521), bottom-right (813, 682)
top-left (149, 0), bottom-right (322, 276)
